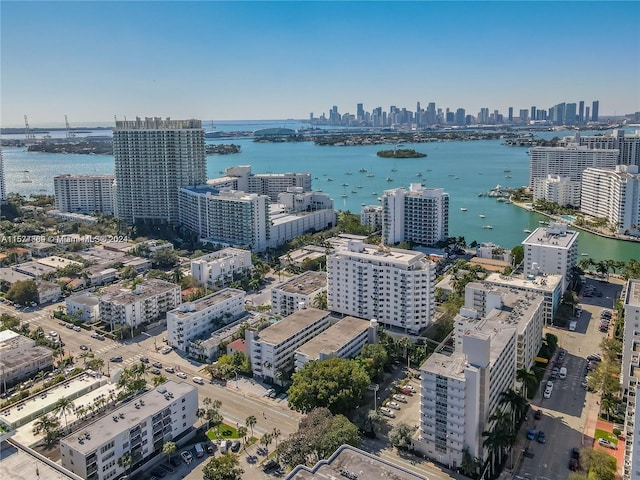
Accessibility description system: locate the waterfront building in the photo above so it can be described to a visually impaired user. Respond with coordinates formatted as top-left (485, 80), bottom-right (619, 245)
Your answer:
top-left (564, 130), bottom-right (640, 168)
top-left (178, 186), bottom-right (270, 252)
top-left (0, 149), bottom-right (6, 203)
top-left (208, 165), bottom-right (312, 201)
top-left (581, 165), bottom-right (640, 236)
top-left (54, 174), bottom-right (116, 215)
top-left (293, 317), bottom-right (376, 371)
top-left (484, 272), bottom-right (563, 326)
top-left (113, 117), bottom-right (206, 225)
top-left (166, 288), bottom-right (245, 354)
top-left (475, 242), bottom-right (512, 264)
top-left (529, 144), bottom-right (618, 188)
top-left (60, 381), bottom-right (198, 480)
top-left (462, 283), bottom-right (545, 370)
top-left (246, 308), bottom-right (331, 385)
top-left (66, 293), bottom-right (100, 322)
top-left (381, 183), bottom-right (449, 247)
top-left (190, 248), bottom-right (253, 288)
top-left (533, 174), bottom-right (581, 207)
top-left (271, 271), bottom-right (327, 317)
top-left (99, 279), bottom-right (181, 330)
top-left (522, 223), bottom-right (578, 292)
top-left (327, 239), bottom-right (435, 334)
top-left (0, 330), bottom-right (54, 389)
top-left (414, 318), bottom-right (516, 469)
top-left (621, 279), bottom-right (640, 480)
top-left (360, 205), bottom-right (383, 232)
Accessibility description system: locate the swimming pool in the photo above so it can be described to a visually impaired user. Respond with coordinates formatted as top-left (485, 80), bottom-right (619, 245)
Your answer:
top-left (561, 215), bottom-right (577, 222)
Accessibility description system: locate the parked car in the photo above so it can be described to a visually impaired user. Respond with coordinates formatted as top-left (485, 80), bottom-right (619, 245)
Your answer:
top-left (387, 401), bottom-right (401, 410)
top-left (587, 354), bottom-right (602, 362)
top-left (404, 385), bottom-right (416, 393)
top-left (393, 394), bottom-right (407, 402)
top-left (569, 458), bottom-right (579, 471)
top-left (180, 451), bottom-right (192, 464)
top-left (231, 440), bottom-right (241, 452)
top-left (161, 346), bottom-right (172, 354)
top-left (176, 372), bottom-right (187, 379)
top-left (527, 429), bottom-right (537, 440)
top-left (79, 344), bottom-right (88, 350)
top-left (598, 438), bottom-right (617, 449)
top-left (153, 361), bottom-right (163, 368)
top-left (140, 357), bottom-right (149, 363)
top-left (205, 443), bottom-right (215, 454)
top-left (158, 463), bottom-right (174, 474)
top-left (537, 431), bottom-right (546, 444)
top-left (192, 376), bottom-right (205, 385)
top-left (110, 356), bottom-right (123, 362)
top-left (169, 456), bottom-right (181, 467)
top-left (543, 388), bottom-right (552, 399)
top-left (379, 407), bottom-right (396, 418)
top-left (534, 409), bottom-right (543, 420)
top-left (150, 368), bottom-right (161, 375)
top-left (546, 380), bottom-right (554, 390)
top-left (399, 387), bottom-right (413, 395)
top-left (262, 458), bottom-right (280, 473)
top-left (73, 325), bottom-right (82, 332)
top-left (164, 366), bottom-right (175, 374)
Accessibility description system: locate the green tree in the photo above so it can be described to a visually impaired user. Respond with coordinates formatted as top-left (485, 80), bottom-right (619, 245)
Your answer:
top-left (152, 375), bottom-right (167, 387)
top-left (600, 337), bottom-right (622, 362)
top-left (117, 452), bottom-right (134, 477)
top-left (580, 447), bottom-right (616, 480)
top-left (151, 248), bottom-right (179, 268)
top-left (119, 265), bottom-right (138, 280)
top-left (460, 446), bottom-right (482, 479)
top-left (162, 441), bottom-right (177, 463)
top-left (312, 291), bottom-right (328, 310)
top-left (32, 414), bottom-right (61, 445)
top-left (287, 357), bottom-right (369, 415)
top-left (237, 426), bottom-right (248, 449)
top-left (500, 388), bottom-right (529, 424)
top-left (5, 279), bottom-right (38, 306)
top-left (202, 454), bottom-right (244, 480)
top-left (358, 343), bottom-right (388, 381)
top-left (0, 314), bottom-right (20, 331)
top-left (511, 245), bottom-right (524, 267)
top-left (277, 408), bottom-right (360, 468)
top-left (388, 422), bottom-right (415, 450)
top-left (245, 415), bottom-right (257, 438)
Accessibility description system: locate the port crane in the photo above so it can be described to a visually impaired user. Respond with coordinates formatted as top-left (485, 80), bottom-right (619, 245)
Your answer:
top-left (24, 115), bottom-right (36, 140)
top-left (65, 115), bottom-right (76, 138)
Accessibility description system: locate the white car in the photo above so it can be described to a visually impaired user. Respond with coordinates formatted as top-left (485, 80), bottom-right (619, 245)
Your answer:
top-left (379, 407), bottom-right (396, 418)
top-left (393, 394), bottom-right (407, 402)
top-left (49, 331), bottom-right (58, 337)
top-left (387, 401), bottom-right (401, 410)
top-left (161, 346), bottom-right (172, 354)
top-left (180, 450), bottom-right (192, 464)
top-left (404, 385), bottom-right (416, 393)
top-left (546, 380), bottom-right (554, 390)
top-left (176, 372), bottom-right (187, 379)
top-left (192, 376), bottom-right (205, 385)
top-left (543, 388), bottom-right (552, 399)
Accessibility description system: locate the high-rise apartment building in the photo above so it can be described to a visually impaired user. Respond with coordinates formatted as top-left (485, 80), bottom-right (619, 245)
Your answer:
top-left (581, 165), bottom-right (640, 236)
top-left (532, 174), bottom-right (581, 207)
top-left (455, 108), bottom-right (466, 126)
top-left (567, 130), bottom-right (640, 168)
top-left (327, 239), bottom-right (435, 334)
top-left (190, 248), bottom-right (253, 288)
top-left (564, 103), bottom-right (577, 125)
top-left (54, 174), bottom-right (117, 215)
top-left (531, 106), bottom-right (537, 122)
top-left (522, 223), bottom-right (579, 292)
top-left (381, 184), bottom-right (449, 247)
top-left (529, 144), bottom-right (618, 188)
top-left (579, 101), bottom-right (585, 123)
top-left (592, 100), bottom-right (599, 122)
top-left (0, 150), bottom-right (5, 202)
top-left (113, 117), bottom-right (206, 225)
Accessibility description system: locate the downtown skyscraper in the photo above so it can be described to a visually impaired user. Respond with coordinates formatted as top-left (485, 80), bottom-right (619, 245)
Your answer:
top-left (113, 117), bottom-right (206, 225)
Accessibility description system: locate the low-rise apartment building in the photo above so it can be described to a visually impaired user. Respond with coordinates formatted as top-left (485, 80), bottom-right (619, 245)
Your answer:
top-left (60, 381), bottom-right (198, 480)
top-left (99, 280), bottom-right (181, 329)
top-left (166, 288), bottom-right (245, 354)
top-left (66, 294), bottom-right (101, 322)
top-left (0, 330), bottom-right (54, 389)
top-left (190, 248), bottom-right (253, 288)
top-left (294, 317), bottom-right (376, 371)
top-left (246, 308), bottom-right (331, 385)
top-left (271, 271), bottom-right (327, 317)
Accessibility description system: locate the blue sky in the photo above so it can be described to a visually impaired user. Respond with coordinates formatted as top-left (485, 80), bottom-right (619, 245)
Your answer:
top-left (1, 1), bottom-right (639, 126)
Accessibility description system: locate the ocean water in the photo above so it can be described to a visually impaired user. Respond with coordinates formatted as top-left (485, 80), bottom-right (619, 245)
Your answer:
top-left (2, 126), bottom-right (639, 263)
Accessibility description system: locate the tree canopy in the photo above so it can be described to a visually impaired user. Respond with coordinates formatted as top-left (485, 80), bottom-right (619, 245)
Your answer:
top-left (287, 358), bottom-right (369, 415)
top-left (5, 279), bottom-right (38, 306)
top-left (276, 408), bottom-right (360, 468)
top-left (202, 454), bottom-right (244, 480)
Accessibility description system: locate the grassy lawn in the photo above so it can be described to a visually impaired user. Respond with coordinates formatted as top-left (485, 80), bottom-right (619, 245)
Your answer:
top-left (595, 428), bottom-right (618, 445)
top-left (206, 423), bottom-right (239, 440)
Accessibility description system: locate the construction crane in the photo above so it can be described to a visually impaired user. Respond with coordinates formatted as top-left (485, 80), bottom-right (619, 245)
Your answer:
top-left (65, 115), bottom-right (76, 138)
top-left (24, 115), bottom-right (35, 140)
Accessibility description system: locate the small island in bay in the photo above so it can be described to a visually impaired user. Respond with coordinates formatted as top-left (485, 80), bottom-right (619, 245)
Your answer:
top-left (205, 143), bottom-right (241, 155)
top-left (376, 148), bottom-right (427, 158)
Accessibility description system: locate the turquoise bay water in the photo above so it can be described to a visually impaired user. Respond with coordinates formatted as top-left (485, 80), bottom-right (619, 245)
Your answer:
top-left (3, 133), bottom-right (639, 263)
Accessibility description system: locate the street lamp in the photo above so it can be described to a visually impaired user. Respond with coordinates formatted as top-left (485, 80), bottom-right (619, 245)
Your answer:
top-left (368, 384), bottom-right (380, 410)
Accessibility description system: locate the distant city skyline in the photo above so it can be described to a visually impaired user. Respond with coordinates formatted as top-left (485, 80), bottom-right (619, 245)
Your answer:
top-left (1, 1), bottom-right (639, 127)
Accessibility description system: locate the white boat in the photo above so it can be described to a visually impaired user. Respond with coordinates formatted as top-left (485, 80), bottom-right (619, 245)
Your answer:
top-left (359, 168), bottom-right (367, 173)
top-left (460, 208), bottom-right (467, 211)
top-left (483, 225), bottom-right (493, 229)
top-left (372, 192), bottom-right (378, 196)
top-left (479, 214), bottom-right (486, 218)
top-left (386, 177), bottom-right (393, 182)
top-left (416, 172), bottom-right (423, 177)
top-left (581, 253), bottom-right (589, 256)
top-left (341, 194), bottom-right (348, 198)
top-left (367, 173), bottom-right (375, 177)
top-left (523, 229), bottom-right (532, 233)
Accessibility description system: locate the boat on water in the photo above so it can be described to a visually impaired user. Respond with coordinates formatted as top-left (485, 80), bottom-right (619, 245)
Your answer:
top-left (454, 177), bottom-right (460, 180)
top-left (351, 190), bottom-right (358, 194)
top-left (483, 225), bottom-right (494, 229)
top-left (479, 214), bottom-right (486, 218)
top-left (372, 192), bottom-right (378, 196)
top-left (581, 253), bottom-right (589, 256)
top-left (359, 168), bottom-right (367, 173)
top-left (391, 167), bottom-right (398, 172)
top-left (346, 172), bottom-right (353, 175)
top-left (386, 177), bottom-right (393, 182)
top-left (342, 183), bottom-right (349, 187)
top-left (416, 172), bottom-right (423, 177)
top-left (357, 185), bottom-right (363, 189)
top-left (504, 169), bottom-right (511, 173)
top-left (460, 208), bottom-right (468, 211)
top-left (539, 220), bottom-right (549, 225)
top-left (505, 175), bottom-right (512, 179)
top-left (367, 173), bottom-right (375, 177)
top-left (327, 178), bottom-right (333, 181)
top-left (341, 194), bottom-right (348, 198)
top-left (448, 174), bottom-right (455, 177)
top-left (523, 229), bottom-right (532, 233)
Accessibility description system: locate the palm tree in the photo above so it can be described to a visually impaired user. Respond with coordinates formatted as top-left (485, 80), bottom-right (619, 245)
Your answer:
top-left (33, 414), bottom-right (61, 445)
top-left (162, 441), bottom-right (177, 463)
top-left (196, 408), bottom-right (206, 428)
top-left (237, 426), bottom-right (248, 449)
top-left (500, 388), bottom-right (529, 424)
top-left (271, 427), bottom-right (281, 452)
top-left (152, 375), bottom-right (167, 387)
top-left (246, 415), bottom-right (257, 438)
top-left (118, 452), bottom-right (134, 476)
top-left (53, 397), bottom-right (75, 430)
top-left (601, 395), bottom-right (617, 422)
top-left (260, 432), bottom-right (273, 455)
top-left (172, 267), bottom-right (184, 285)
top-left (516, 368), bottom-right (538, 399)
top-left (596, 261), bottom-right (609, 281)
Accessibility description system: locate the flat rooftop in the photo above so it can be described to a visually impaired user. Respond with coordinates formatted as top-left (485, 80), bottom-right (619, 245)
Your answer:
top-left (37, 256), bottom-right (83, 269)
top-left (101, 279), bottom-right (179, 304)
top-left (485, 272), bottom-right (562, 292)
top-left (421, 351), bottom-right (468, 381)
top-left (626, 279), bottom-right (640, 308)
top-left (275, 271), bottom-right (327, 296)
top-left (522, 224), bottom-right (578, 249)
top-left (168, 288), bottom-right (245, 318)
top-left (67, 294), bottom-right (100, 307)
top-left (0, 268), bottom-right (31, 284)
top-left (295, 317), bottom-right (370, 360)
top-left (60, 381), bottom-right (196, 454)
top-left (256, 308), bottom-right (330, 346)
top-left (339, 242), bottom-right (428, 268)
top-left (191, 248), bottom-right (249, 263)
top-left (13, 261), bottom-right (57, 277)
top-left (286, 444), bottom-right (429, 480)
